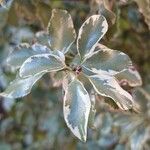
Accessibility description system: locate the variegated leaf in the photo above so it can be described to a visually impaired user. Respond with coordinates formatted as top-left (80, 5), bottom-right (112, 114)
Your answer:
top-left (35, 31), bottom-right (50, 46)
top-left (19, 52), bottom-right (65, 78)
top-left (48, 9), bottom-right (76, 53)
top-left (88, 74), bottom-right (134, 110)
top-left (77, 15), bottom-right (108, 59)
top-left (7, 43), bottom-right (50, 69)
top-left (115, 68), bottom-right (142, 87)
top-left (51, 50), bottom-right (65, 62)
top-left (0, 73), bottom-right (44, 98)
top-left (83, 44), bottom-right (132, 75)
top-left (31, 43), bottom-right (50, 53)
top-left (63, 78), bottom-right (91, 142)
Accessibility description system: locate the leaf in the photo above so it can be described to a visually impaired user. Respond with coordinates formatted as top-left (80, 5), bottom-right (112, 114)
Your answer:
top-left (115, 68), bottom-right (142, 87)
top-left (0, 8), bottom-right (8, 29)
top-left (132, 87), bottom-right (150, 112)
top-left (133, 0), bottom-right (150, 29)
top-left (0, 72), bottom-right (44, 98)
top-left (48, 9), bottom-right (76, 53)
top-left (51, 50), bottom-right (65, 62)
top-left (115, 144), bottom-right (125, 150)
top-left (83, 44), bottom-right (132, 75)
top-left (35, 31), bottom-right (50, 46)
top-left (36, 2), bottom-right (51, 28)
top-left (63, 78), bottom-right (91, 142)
top-left (98, 134), bottom-right (118, 148)
top-left (114, 114), bottom-right (142, 134)
top-left (130, 127), bottom-right (149, 150)
top-left (0, 0), bottom-right (13, 9)
top-left (88, 91), bottom-right (96, 129)
top-left (98, 0), bottom-right (116, 25)
top-left (31, 43), bottom-right (50, 53)
top-left (7, 43), bottom-right (50, 69)
top-left (51, 71), bottom-right (65, 87)
top-left (77, 15), bottom-right (108, 59)
top-left (88, 74), bottom-right (134, 110)
top-left (19, 52), bottom-right (65, 78)
top-left (100, 113), bottom-right (113, 135)
top-left (6, 43), bottom-right (33, 68)
top-left (0, 142), bottom-right (11, 150)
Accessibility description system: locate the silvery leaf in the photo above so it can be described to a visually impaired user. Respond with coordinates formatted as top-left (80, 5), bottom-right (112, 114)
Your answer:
top-left (7, 43), bottom-right (50, 69)
top-left (88, 74), bottom-right (134, 110)
top-left (77, 15), bottom-right (108, 59)
top-left (63, 78), bottom-right (91, 142)
top-left (35, 31), bottom-right (50, 46)
top-left (48, 9), bottom-right (76, 53)
top-left (19, 52), bottom-right (65, 78)
top-left (83, 44), bottom-right (132, 75)
top-left (115, 68), bottom-right (142, 87)
top-left (0, 72), bottom-right (44, 98)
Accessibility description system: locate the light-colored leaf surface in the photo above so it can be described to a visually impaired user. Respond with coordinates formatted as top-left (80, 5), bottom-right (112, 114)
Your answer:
top-left (7, 43), bottom-right (50, 69)
top-left (115, 68), bottom-right (142, 87)
top-left (6, 43), bottom-right (34, 68)
top-left (130, 127), bottom-right (149, 150)
top-left (88, 91), bottom-right (96, 129)
top-left (63, 78), bottom-right (91, 142)
top-left (35, 31), bottom-right (50, 46)
top-left (31, 43), bottom-right (50, 53)
top-left (77, 15), bottom-right (108, 59)
top-left (51, 50), bottom-right (65, 62)
top-left (0, 0), bottom-right (13, 9)
top-left (19, 52), bottom-right (65, 78)
top-left (132, 87), bottom-right (150, 112)
top-left (88, 74), bottom-right (134, 110)
top-left (83, 44), bottom-right (132, 75)
top-left (48, 9), bottom-right (76, 53)
top-left (0, 72), bottom-right (44, 98)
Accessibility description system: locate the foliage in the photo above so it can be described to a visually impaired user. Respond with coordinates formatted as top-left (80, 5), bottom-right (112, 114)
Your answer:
top-left (0, 0), bottom-right (150, 149)
top-left (0, 7), bottom-right (142, 142)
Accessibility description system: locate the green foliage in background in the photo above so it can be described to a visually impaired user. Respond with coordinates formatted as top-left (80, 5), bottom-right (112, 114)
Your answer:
top-left (0, 0), bottom-right (150, 150)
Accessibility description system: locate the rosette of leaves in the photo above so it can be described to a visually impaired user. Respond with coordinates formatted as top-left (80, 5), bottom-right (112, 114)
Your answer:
top-left (0, 9), bottom-right (142, 142)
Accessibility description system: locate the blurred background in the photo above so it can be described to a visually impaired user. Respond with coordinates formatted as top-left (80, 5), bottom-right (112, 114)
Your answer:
top-left (0, 0), bottom-right (150, 149)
